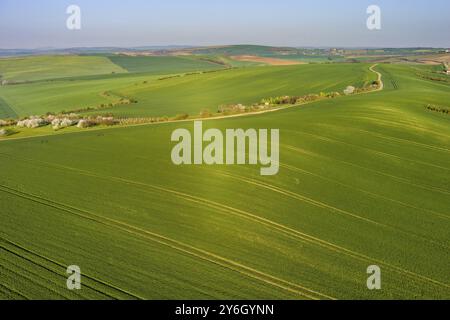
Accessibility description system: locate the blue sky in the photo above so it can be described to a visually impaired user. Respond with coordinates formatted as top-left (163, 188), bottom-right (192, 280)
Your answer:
top-left (1, 0), bottom-right (449, 48)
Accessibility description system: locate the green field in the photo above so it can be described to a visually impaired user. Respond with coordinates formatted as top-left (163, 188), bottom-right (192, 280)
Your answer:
top-left (0, 55), bottom-right (127, 82)
top-left (0, 72), bottom-right (158, 117)
top-left (88, 63), bottom-right (375, 117)
top-left (192, 45), bottom-right (294, 56)
top-left (0, 54), bottom-right (230, 117)
top-left (0, 60), bottom-right (449, 299)
top-left (0, 63), bottom-right (374, 118)
top-left (191, 45), bottom-right (348, 63)
top-left (0, 96), bottom-right (18, 119)
top-left (107, 55), bottom-right (226, 74)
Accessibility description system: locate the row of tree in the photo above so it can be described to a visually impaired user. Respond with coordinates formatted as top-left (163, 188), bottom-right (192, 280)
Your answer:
top-left (425, 104), bottom-right (449, 115)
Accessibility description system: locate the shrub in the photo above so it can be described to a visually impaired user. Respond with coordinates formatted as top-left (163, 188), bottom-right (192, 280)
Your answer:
top-left (51, 117), bottom-right (76, 130)
top-left (0, 128), bottom-right (16, 136)
top-left (173, 113), bottom-right (189, 121)
top-left (95, 116), bottom-right (117, 126)
top-left (200, 109), bottom-right (213, 118)
top-left (16, 116), bottom-right (48, 128)
top-left (344, 86), bottom-right (356, 95)
top-left (0, 119), bottom-right (8, 127)
top-left (77, 119), bottom-right (94, 128)
top-left (425, 104), bottom-right (450, 114)
top-left (326, 92), bottom-right (341, 98)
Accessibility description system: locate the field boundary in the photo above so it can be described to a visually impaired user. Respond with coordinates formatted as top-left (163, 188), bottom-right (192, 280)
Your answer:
top-left (0, 96), bottom-right (19, 119)
top-left (0, 64), bottom-right (384, 142)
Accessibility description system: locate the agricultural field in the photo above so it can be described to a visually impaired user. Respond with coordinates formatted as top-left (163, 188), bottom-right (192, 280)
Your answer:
top-left (0, 96), bottom-right (17, 119)
top-left (0, 54), bottom-right (227, 118)
top-left (107, 55), bottom-right (226, 74)
top-left (0, 55), bottom-right (127, 82)
top-left (0, 61), bottom-right (375, 119)
top-left (91, 63), bottom-right (375, 118)
top-left (0, 56), bottom-right (449, 299)
top-left (0, 72), bottom-right (158, 117)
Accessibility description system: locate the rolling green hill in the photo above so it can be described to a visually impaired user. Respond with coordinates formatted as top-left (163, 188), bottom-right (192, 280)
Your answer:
top-left (102, 63), bottom-right (374, 118)
top-left (0, 63), bottom-right (449, 299)
top-left (191, 45), bottom-right (346, 63)
top-left (0, 55), bottom-right (127, 82)
top-left (191, 45), bottom-right (298, 56)
top-left (107, 55), bottom-right (226, 74)
top-left (0, 63), bottom-right (375, 118)
top-left (0, 96), bottom-right (18, 119)
top-left (0, 73), bottom-right (158, 117)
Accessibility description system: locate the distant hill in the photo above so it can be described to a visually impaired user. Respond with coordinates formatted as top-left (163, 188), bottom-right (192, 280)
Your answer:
top-left (189, 45), bottom-right (300, 56)
top-left (0, 45), bottom-right (302, 58)
top-left (0, 46), bottom-right (195, 57)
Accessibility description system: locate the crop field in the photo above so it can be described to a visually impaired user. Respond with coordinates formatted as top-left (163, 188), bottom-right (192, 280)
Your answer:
top-left (0, 96), bottom-right (18, 119)
top-left (107, 55), bottom-right (226, 74)
top-left (0, 62), bottom-right (375, 118)
top-left (0, 58), bottom-right (449, 299)
top-left (0, 72), bottom-right (158, 117)
top-left (0, 54), bottom-right (232, 118)
top-left (0, 55), bottom-right (127, 82)
top-left (91, 63), bottom-right (375, 117)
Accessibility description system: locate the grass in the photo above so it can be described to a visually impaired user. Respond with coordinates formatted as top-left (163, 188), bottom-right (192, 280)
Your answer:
top-left (0, 54), bottom-right (230, 118)
top-left (88, 63), bottom-right (375, 117)
top-left (0, 96), bottom-right (18, 119)
top-left (107, 55), bottom-right (226, 74)
top-left (0, 73), bottom-right (158, 117)
top-left (0, 63), bottom-right (374, 119)
top-left (0, 63), bottom-right (449, 299)
top-left (0, 55), bottom-right (127, 82)
top-left (192, 45), bottom-right (294, 56)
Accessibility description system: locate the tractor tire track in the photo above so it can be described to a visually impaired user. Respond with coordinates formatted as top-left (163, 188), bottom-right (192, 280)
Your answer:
top-left (0, 259), bottom-right (72, 300)
top-left (0, 185), bottom-right (332, 300)
top-left (285, 129), bottom-right (450, 172)
top-left (280, 163), bottom-right (450, 221)
top-left (0, 237), bottom-right (136, 300)
top-left (283, 144), bottom-right (450, 196)
top-left (215, 171), bottom-right (449, 250)
top-left (0, 152), bottom-right (448, 291)
top-left (0, 281), bottom-right (30, 300)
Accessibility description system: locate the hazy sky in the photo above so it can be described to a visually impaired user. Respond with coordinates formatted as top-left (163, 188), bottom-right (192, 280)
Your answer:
top-left (1, 0), bottom-right (449, 49)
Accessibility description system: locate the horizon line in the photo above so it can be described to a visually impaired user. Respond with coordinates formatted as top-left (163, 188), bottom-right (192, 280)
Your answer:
top-left (1, 44), bottom-right (449, 51)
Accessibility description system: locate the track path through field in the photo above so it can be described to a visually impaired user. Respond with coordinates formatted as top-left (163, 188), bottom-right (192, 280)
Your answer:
top-left (0, 65), bottom-right (383, 143)
top-left (369, 64), bottom-right (383, 91)
top-left (0, 183), bottom-right (333, 300)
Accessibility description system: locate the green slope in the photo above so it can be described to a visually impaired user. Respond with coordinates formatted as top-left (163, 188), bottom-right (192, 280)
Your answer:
top-left (0, 63), bottom-right (374, 119)
top-left (0, 55), bottom-right (127, 82)
top-left (192, 45), bottom-right (297, 56)
top-left (0, 96), bottom-right (18, 119)
top-left (102, 63), bottom-right (374, 117)
top-left (108, 55), bottom-right (225, 74)
top-left (0, 64), bottom-right (449, 299)
top-left (0, 73), bottom-right (158, 117)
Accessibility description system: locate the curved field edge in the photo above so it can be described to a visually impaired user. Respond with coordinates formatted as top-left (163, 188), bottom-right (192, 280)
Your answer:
top-left (0, 55), bottom-right (127, 82)
top-left (0, 96), bottom-right (18, 119)
top-left (0, 61), bottom-right (385, 142)
top-left (0, 63), bottom-right (449, 299)
top-left (0, 63), bottom-right (375, 119)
